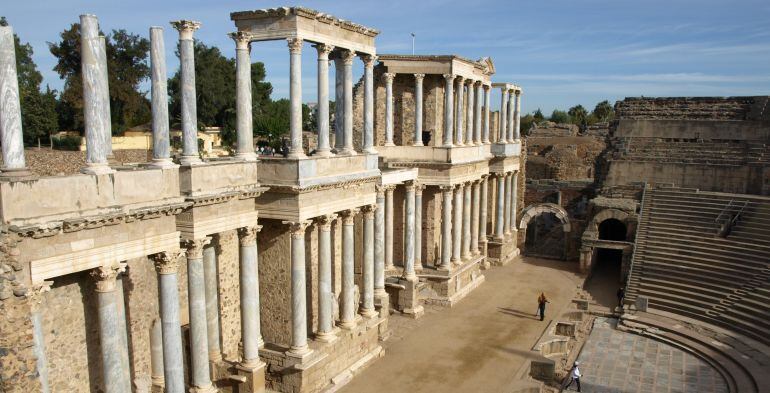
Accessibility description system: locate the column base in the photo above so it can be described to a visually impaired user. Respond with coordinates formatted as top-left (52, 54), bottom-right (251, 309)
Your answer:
top-left (189, 383), bottom-right (218, 393)
top-left (287, 151), bottom-right (307, 159)
top-left (383, 142), bottom-right (396, 147)
top-left (360, 308), bottom-right (379, 319)
top-left (147, 158), bottom-right (179, 169)
top-left (363, 147), bottom-right (378, 154)
top-left (314, 149), bottom-right (333, 157)
top-left (338, 320), bottom-right (357, 330)
top-left (235, 152), bottom-right (258, 161)
top-left (80, 162), bottom-right (115, 175)
top-left (0, 166), bottom-right (35, 180)
top-left (287, 345), bottom-right (312, 359)
top-left (338, 148), bottom-right (358, 156)
top-left (179, 155), bottom-right (203, 166)
top-left (235, 361), bottom-right (266, 393)
top-left (315, 329), bottom-right (339, 343)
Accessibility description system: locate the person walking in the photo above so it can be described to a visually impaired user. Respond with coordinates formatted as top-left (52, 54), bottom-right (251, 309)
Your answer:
top-left (537, 292), bottom-right (550, 321)
top-left (616, 287), bottom-right (625, 309)
top-left (565, 361), bottom-right (582, 392)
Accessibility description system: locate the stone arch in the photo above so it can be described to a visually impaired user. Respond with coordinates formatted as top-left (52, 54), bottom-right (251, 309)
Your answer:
top-left (587, 208), bottom-right (631, 239)
top-left (519, 203), bottom-right (571, 233)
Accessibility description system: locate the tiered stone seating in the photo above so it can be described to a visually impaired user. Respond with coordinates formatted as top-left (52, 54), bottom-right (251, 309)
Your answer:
top-left (625, 186), bottom-right (770, 346)
top-left (612, 138), bottom-right (750, 166)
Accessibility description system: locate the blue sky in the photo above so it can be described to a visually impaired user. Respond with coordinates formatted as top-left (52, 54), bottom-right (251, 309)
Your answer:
top-left (3, 0), bottom-right (769, 114)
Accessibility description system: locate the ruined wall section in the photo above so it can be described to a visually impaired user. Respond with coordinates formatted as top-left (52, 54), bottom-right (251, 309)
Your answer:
top-left (615, 96), bottom-right (770, 121)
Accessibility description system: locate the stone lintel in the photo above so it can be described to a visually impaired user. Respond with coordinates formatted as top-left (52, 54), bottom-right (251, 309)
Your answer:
top-left (377, 54), bottom-right (494, 83)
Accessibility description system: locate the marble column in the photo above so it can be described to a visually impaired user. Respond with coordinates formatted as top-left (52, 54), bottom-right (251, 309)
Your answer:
top-left (414, 184), bottom-right (424, 270)
top-left (361, 205), bottom-right (378, 317)
top-left (507, 89), bottom-right (516, 142)
top-left (202, 244), bottom-right (222, 361)
top-left (483, 85), bottom-right (491, 144)
top-left (362, 54), bottom-right (377, 153)
top-left (0, 25), bottom-right (29, 176)
top-left (340, 209), bottom-right (359, 328)
top-left (452, 184), bottom-right (463, 264)
top-left (462, 182), bottom-right (472, 259)
top-left (471, 180), bottom-right (480, 255)
top-left (79, 15), bottom-right (113, 174)
top-left (514, 90), bottom-right (522, 140)
top-left (149, 27), bottom-right (174, 168)
top-left (511, 172), bottom-right (519, 228)
top-left (384, 185), bottom-right (395, 270)
top-left (28, 285), bottom-right (51, 393)
top-left (495, 173), bottom-right (505, 239)
top-left (287, 38), bottom-right (305, 159)
top-left (442, 74), bottom-right (455, 147)
top-left (455, 77), bottom-right (465, 146)
top-left (480, 176), bottom-right (489, 250)
top-left (184, 238), bottom-right (216, 391)
top-left (151, 251), bottom-right (185, 393)
top-left (238, 226), bottom-right (264, 366)
top-left (98, 37), bottom-right (113, 162)
top-left (91, 264), bottom-right (131, 393)
top-left (498, 88), bottom-right (509, 143)
top-left (317, 215), bottom-right (337, 341)
top-left (287, 221), bottom-right (311, 355)
top-left (314, 44), bottom-right (334, 157)
top-left (414, 74), bottom-right (425, 146)
top-left (474, 82), bottom-right (483, 145)
top-left (341, 50), bottom-right (356, 155)
top-left (334, 58), bottom-right (344, 152)
top-left (503, 173), bottom-right (512, 235)
top-left (150, 319), bottom-right (164, 389)
top-left (171, 20), bottom-right (202, 165)
top-left (383, 72), bottom-right (396, 146)
top-left (374, 187), bottom-right (386, 297)
top-left (230, 32), bottom-right (257, 161)
top-left (403, 183), bottom-right (417, 281)
top-left (440, 186), bottom-right (454, 270)
top-left (465, 80), bottom-right (474, 145)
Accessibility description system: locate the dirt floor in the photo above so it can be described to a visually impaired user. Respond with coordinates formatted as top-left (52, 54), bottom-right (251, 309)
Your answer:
top-left (339, 256), bottom-right (584, 393)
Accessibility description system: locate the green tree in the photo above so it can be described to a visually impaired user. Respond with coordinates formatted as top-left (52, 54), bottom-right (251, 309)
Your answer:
top-left (533, 108), bottom-right (544, 123)
top-left (568, 105), bottom-right (588, 126)
top-left (550, 109), bottom-right (570, 124)
top-left (252, 99), bottom-right (310, 147)
top-left (520, 113), bottom-right (535, 136)
top-left (0, 17), bottom-right (59, 144)
top-left (592, 100), bottom-right (614, 122)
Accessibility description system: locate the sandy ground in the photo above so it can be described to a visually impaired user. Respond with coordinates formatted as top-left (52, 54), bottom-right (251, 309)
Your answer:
top-left (339, 257), bottom-right (584, 393)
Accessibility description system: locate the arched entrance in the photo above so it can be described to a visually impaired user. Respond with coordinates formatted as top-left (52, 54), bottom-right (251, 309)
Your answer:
top-left (581, 209), bottom-right (635, 309)
top-left (519, 203), bottom-right (571, 260)
top-left (599, 218), bottom-right (627, 241)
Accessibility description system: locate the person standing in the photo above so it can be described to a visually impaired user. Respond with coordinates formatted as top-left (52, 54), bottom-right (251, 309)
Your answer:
top-left (537, 292), bottom-right (550, 321)
top-left (565, 361), bottom-right (582, 392)
top-left (616, 287), bottom-right (625, 309)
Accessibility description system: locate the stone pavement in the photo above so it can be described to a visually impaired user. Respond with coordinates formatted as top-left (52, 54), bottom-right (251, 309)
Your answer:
top-left (339, 257), bottom-right (583, 393)
top-left (571, 318), bottom-right (728, 393)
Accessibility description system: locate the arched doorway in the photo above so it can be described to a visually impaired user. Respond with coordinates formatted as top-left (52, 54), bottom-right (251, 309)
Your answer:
top-left (582, 209), bottom-right (634, 309)
top-left (519, 203), bottom-right (571, 260)
top-left (599, 218), bottom-right (627, 241)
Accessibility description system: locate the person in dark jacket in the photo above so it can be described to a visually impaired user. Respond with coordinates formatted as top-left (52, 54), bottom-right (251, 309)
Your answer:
top-left (537, 292), bottom-right (550, 321)
top-left (617, 287), bottom-right (625, 309)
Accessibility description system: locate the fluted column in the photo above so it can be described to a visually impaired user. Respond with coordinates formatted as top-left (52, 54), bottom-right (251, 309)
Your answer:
top-left (317, 215), bottom-right (337, 340)
top-left (287, 38), bottom-right (305, 159)
top-left (415, 184), bottom-right (424, 270)
top-left (471, 180), bottom-right (480, 255)
top-left (151, 251), bottom-right (185, 393)
top-left (455, 76), bottom-right (465, 146)
top-left (374, 187), bottom-right (387, 297)
top-left (334, 58), bottom-right (344, 152)
top-left (171, 20), bottom-right (202, 165)
top-left (465, 80), bottom-right (474, 145)
top-left (483, 85), bottom-right (491, 144)
top-left (507, 89), bottom-right (515, 142)
top-left (232, 32), bottom-right (256, 161)
top-left (498, 88), bottom-right (509, 143)
top-left (384, 185), bottom-right (395, 270)
top-left (341, 50), bottom-right (356, 155)
top-left (184, 238), bottom-right (216, 392)
top-left (340, 209), bottom-right (359, 328)
top-left (514, 90), bottom-right (522, 140)
top-left (202, 244), bottom-right (222, 361)
top-left (442, 74), bottom-right (455, 147)
top-left (495, 173), bottom-right (505, 239)
top-left (503, 173), bottom-right (512, 235)
top-left (362, 54), bottom-right (377, 153)
top-left (440, 186), bottom-right (454, 270)
top-left (403, 183), bottom-right (417, 281)
top-left (91, 264), bottom-right (131, 393)
top-left (383, 72), bottom-right (396, 146)
top-left (287, 221), bottom-right (311, 355)
top-left (149, 27), bottom-right (174, 168)
top-left (452, 184), bottom-right (463, 264)
top-left (474, 82), bottom-right (482, 145)
top-left (462, 182), bottom-right (472, 259)
top-left (314, 44), bottom-right (334, 156)
top-left (79, 15), bottom-right (113, 174)
top-left (361, 205), bottom-right (378, 317)
top-left (414, 74), bottom-right (425, 146)
top-left (480, 176), bottom-right (489, 250)
top-left (238, 226), bottom-right (264, 366)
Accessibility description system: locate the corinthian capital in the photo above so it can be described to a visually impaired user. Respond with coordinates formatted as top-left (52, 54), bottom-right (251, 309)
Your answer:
top-left (317, 214), bottom-right (338, 231)
top-left (314, 43), bottom-right (335, 58)
top-left (341, 49), bottom-right (356, 65)
top-left (362, 204), bottom-right (377, 219)
top-left (382, 72), bottom-right (396, 84)
top-left (238, 225), bottom-right (262, 246)
top-left (170, 20), bottom-right (201, 39)
top-left (151, 250), bottom-right (185, 275)
top-left (287, 37), bottom-right (303, 54)
top-left (414, 73), bottom-right (425, 82)
top-left (91, 264), bottom-right (125, 293)
top-left (284, 220), bottom-right (311, 238)
top-left (229, 31), bottom-right (253, 50)
top-left (182, 237), bottom-right (211, 259)
top-left (443, 73), bottom-right (456, 82)
top-left (341, 208), bottom-right (360, 224)
top-left (360, 54), bottom-right (377, 67)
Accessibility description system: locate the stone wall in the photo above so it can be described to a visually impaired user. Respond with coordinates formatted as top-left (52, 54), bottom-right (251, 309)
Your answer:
top-left (0, 148), bottom-right (151, 177)
top-left (257, 219), bottom-right (292, 347)
top-left (215, 230), bottom-right (242, 361)
top-left (615, 96), bottom-right (770, 121)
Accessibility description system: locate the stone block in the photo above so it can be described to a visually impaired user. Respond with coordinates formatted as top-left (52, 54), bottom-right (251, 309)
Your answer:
top-left (529, 357), bottom-right (555, 381)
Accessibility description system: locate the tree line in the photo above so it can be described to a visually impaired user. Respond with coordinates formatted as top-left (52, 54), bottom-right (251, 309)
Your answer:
top-left (520, 100), bottom-right (615, 135)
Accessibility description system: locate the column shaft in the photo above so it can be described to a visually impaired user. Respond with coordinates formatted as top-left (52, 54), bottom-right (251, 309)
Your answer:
top-left (340, 211), bottom-right (357, 328)
top-left (374, 189), bottom-right (386, 295)
top-left (79, 15), bottom-right (112, 174)
top-left (233, 33), bottom-right (256, 160)
top-left (442, 74), bottom-right (455, 147)
top-left (504, 173), bottom-right (511, 234)
top-left (498, 88), bottom-right (509, 143)
top-left (471, 181), bottom-right (480, 254)
top-left (361, 207), bottom-right (377, 317)
top-left (288, 38), bottom-right (305, 158)
top-left (98, 37), bottom-right (113, 160)
top-left (514, 91), bottom-right (522, 140)
top-left (150, 319), bottom-right (164, 388)
top-left (92, 266), bottom-right (131, 393)
top-left (480, 177), bottom-right (489, 247)
top-left (414, 74), bottom-right (424, 146)
top-left (334, 58), bottom-right (344, 151)
top-left (403, 184), bottom-right (417, 281)
top-left (455, 78), bottom-right (465, 145)
top-left (315, 44), bottom-right (333, 156)
top-left (172, 20), bottom-right (202, 165)
top-left (507, 91), bottom-right (515, 142)
top-left (153, 253), bottom-right (185, 393)
top-left (441, 187), bottom-right (453, 269)
top-left (511, 172), bottom-right (519, 228)
top-left (185, 239), bottom-right (214, 389)
top-left (474, 83), bottom-right (482, 144)
top-left (483, 86), bottom-right (491, 144)
top-left (203, 245), bottom-right (222, 361)
top-left (289, 222), bottom-right (310, 354)
top-left (149, 27), bottom-right (173, 167)
top-left (342, 51), bottom-right (355, 154)
top-left (30, 303), bottom-right (50, 393)
top-left (238, 227), bottom-right (263, 365)
top-left (384, 73), bottom-right (395, 146)
top-left (466, 82), bottom-right (474, 145)
top-left (384, 186), bottom-right (395, 270)
top-left (415, 186), bottom-right (423, 270)
top-left (495, 174), bottom-right (505, 239)
top-left (317, 216), bottom-right (335, 339)
top-left (363, 55), bottom-right (376, 153)
top-left (452, 185), bottom-right (463, 263)
top-left (0, 25), bottom-right (27, 172)
top-left (462, 183), bottom-right (472, 259)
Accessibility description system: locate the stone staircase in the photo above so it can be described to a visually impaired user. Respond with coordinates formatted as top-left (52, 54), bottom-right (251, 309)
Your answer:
top-left (625, 186), bottom-right (770, 346)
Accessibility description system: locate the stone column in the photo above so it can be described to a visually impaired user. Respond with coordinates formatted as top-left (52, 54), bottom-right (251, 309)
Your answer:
top-left (383, 72), bottom-right (396, 146)
top-left (384, 185), bottom-right (395, 270)
top-left (149, 27), bottom-right (174, 168)
top-left (442, 74), bottom-right (455, 147)
top-left (150, 319), bottom-right (164, 389)
top-left (287, 38), bottom-right (306, 159)
top-left (483, 85), bottom-right (491, 144)
top-left (202, 245), bottom-right (222, 361)
top-left (151, 251), bottom-right (185, 393)
top-left (480, 176), bottom-right (489, 253)
top-left (462, 182), bottom-right (472, 259)
top-left (471, 180), bottom-right (480, 255)
top-left (440, 186), bottom-right (454, 270)
top-left (511, 172), bottom-right (519, 228)
top-left (91, 264), bottom-right (131, 393)
top-left (503, 173), bottom-right (512, 235)
top-left (183, 238), bottom-right (216, 392)
top-left (403, 183), bottom-right (417, 281)
top-left (507, 89), bottom-right (516, 142)
top-left (313, 44), bottom-right (334, 157)
top-left (98, 36), bottom-right (114, 162)
top-left (455, 77), bottom-right (465, 146)
top-left (495, 173), bottom-right (505, 239)
top-left (452, 184), bottom-right (463, 264)
top-left (362, 54), bottom-right (377, 153)
top-left (171, 20), bottom-right (202, 165)
top-left (334, 58), bottom-right (344, 152)
top-left (465, 80), bottom-right (474, 145)
top-left (287, 221), bottom-right (311, 355)
top-left (79, 15), bottom-right (113, 174)
top-left (317, 215), bottom-right (337, 341)
top-left (0, 25), bottom-right (30, 177)
top-left (514, 90), bottom-right (522, 140)
top-left (340, 209), bottom-right (359, 328)
top-left (374, 187), bottom-right (386, 297)
top-left (414, 74), bottom-right (425, 146)
top-left (341, 50), bottom-right (356, 155)
top-left (27, 285), bottom-right (51, 393)
top-left (498, 87), bottom-right (509, 143)
top-left (474, 82), bottom-right (483, 145)
top-left (228, 32), bottom-right (256, 161)
top-left (361, 205), bottom-right (378, 317)
top-left (415, 184), bottom-right (424, 270)
top-left (238, 226), bottom-right (264, 366)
